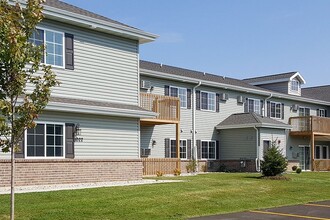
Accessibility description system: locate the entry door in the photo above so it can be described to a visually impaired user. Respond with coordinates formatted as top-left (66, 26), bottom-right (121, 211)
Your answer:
top-left (299, 145), bottom-right (311, 170)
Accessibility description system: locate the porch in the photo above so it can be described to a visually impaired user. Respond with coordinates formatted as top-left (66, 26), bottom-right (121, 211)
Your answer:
top-left (289, 116), bottom-right (330, 171)
top-left (139, 93), bottom-right (181, 174)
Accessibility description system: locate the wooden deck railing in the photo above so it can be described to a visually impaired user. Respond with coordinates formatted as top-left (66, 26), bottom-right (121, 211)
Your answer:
top-left (140, 93), bottom-right (180, 122)
top-left (142, 158), bottom-right (180, 175)
top-left (314, 159), bottom-right (330, 171)
top-left (289, 116), bottom-right (330, 134)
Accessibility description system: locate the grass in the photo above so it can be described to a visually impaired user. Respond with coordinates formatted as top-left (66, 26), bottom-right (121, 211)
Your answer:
top-left (0, 172), bottom-right (329, 219)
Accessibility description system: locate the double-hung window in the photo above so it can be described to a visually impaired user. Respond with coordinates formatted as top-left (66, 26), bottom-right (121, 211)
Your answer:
top-left (315, 145), bottom-right (329, 159)
top-left (291, 80), bottom-right (300, 92)
top-left (201, 91), bottom-right (215, 111)
top-left (248, 98), bottom-right (261, 115)
top-left (29, 28), bottom-right (64, 68)
top-left (170, 139), bottom-right (187, 159)
top-left (26, 123), bottom-right (65, 158)
top-left (201, 140), bottom-right (216, 160)
top-left (170, 86), bottom-right (187, 108)
top-left (270, 102), bottom-right (282, 119)
top-left (318, 109), bottom-right (326, 117)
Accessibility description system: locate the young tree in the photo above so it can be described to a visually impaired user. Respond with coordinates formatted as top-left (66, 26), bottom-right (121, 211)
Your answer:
top-left (0, 1), bottom-right (60, 219)
top-left (261, 140), bottom-right (288, 176)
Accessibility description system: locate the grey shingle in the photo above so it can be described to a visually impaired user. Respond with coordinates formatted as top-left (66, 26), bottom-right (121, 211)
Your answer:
top-left (217, 112), bottom-right (290, 128)
top-left (44, 0), bottom-right (139, 30)
top-left (302, 86), bottom-right (330, 102)
top-left (140, 60), bottom-right (272, 92)
top-left (243, 72), bottom-right (297, 84)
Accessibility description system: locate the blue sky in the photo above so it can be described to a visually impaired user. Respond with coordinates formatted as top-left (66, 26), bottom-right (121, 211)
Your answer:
top-left (64, 0), bottom-right (330, 87)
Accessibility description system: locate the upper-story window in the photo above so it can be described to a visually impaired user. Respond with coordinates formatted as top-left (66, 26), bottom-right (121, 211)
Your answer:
top-left (270, 102), bottom-right (282, 119)
top-left (248, 98), bottom-right (261, 115)
top-left (170, 86), bottom-right (187, 108)
top-left (29, 28), bottom-right (64, 68)
top-left (317, 109), bottom-right (326, 117)
top-left (299, 107), bottom-right (310, 116)
top-left (291, 79), bottom-right (300, 92)
top-left (201, 91), bottom-right (215, 111)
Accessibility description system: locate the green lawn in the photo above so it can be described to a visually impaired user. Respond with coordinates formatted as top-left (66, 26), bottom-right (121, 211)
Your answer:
top-left (0, 172), bottom-right (329, 220)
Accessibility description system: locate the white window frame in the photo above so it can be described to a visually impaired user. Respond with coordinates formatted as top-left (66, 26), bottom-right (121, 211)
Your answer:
top-left (200, 91), bottom-right (216, 112)
top-left (201, 140), bottom-right (216, 160)
top-left (315, 145), bottom-right (329, 159)
top-left (270, 101), bottom-right (282, 119)
top-left (299, 107), bottom-right (311, 116)
top-left (291, 79), bottom-right (300, 92)
top-left (169, 86), bottom-right (187, 109)
top-left (319, 109), bottom-right (326, 117)
top-left (248, 98), bottom-right (261, 115)
top-left (170, 139), bottom-right (187, 159)
top-left (25, 121), bottom-right (66, 159)
top-left (30, 27), bottom-right (65, 69)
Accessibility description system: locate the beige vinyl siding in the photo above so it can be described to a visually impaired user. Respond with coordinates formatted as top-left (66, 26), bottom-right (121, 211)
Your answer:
top-left (34, 19), bottom-right (139, 105)
top-left (259, 128), bottom-right (287, 159)
top-left (219, 128), bottom-right (256, 160)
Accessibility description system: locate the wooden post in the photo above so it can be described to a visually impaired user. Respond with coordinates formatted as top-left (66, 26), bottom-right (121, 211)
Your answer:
top-left (176, 122), bottom-right (180, 170)
top-left (310, 133), bottom-right (315, 171)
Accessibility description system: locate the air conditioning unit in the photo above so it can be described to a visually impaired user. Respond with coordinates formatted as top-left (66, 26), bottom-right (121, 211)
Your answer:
top-left (140, 80), bottom-right (151, 89)
top-left (237, 95), bottom-right (244, 104)
top-left (220, 93), bottom-right (229, 101)
top-left (292, 104), bottom-right (299, 111)
top-left (141, 148), bottom-right (151, 157)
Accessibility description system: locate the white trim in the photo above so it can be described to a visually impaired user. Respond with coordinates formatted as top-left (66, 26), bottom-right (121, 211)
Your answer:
top-left (200, 91), bottom-right (216, 112)
top-left (169, 86), bottom-right (187, 109)
top-left (290, 72), bottom-right (306, 84)
top-left (247, 98), bottom-right (261, 115)
top-left (216, 123), bottom-right (292, 130)
top-left (25, 121), bottom-right (66, 159)
top-left (315, 145), bottom-right (329, 159)
top-left (200, 140), bottom-right (217, 160)
top-left (269, 101), bottom-right (282, 119)
top-left (169, 139), bottom-right (187, 160)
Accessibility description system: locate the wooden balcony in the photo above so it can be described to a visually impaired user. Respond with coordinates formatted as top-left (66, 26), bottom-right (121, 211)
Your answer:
top-left (140, 93), bottom-right (180, 126)
top-left (289, 116), bottom-right (330, 136)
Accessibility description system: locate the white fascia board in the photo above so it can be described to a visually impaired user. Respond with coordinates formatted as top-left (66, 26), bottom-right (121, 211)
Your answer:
top-left (46, 102), bottom-right (157, 119)
top-left (140, 69), bottom-right (330, 106)
top-left (290, 72), bottom-right (306, 84)
top-left (216, 123), bottom-right (291, 130)
top-left (260, 123), bottom-right (292, 130)
top-left (248, 78), bottom-right (291, 85)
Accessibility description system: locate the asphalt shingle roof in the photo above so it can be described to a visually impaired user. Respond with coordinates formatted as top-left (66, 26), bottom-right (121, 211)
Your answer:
top-left (44, 0), bottom-right (138, 30)
top-left (302, 86), bottom-right (330, 102)
top-left (217, 112), bottom-right (290, 129)
top-left (243, 72), bottom-right (297, 84)
top-left (140, 60), bottom-right (272, 92)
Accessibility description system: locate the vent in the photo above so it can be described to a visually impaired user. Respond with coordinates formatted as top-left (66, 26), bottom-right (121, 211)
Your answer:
top-left (141, 148), bottom-right (151, 157)
top-left (220, 93), bottom-right (229, 101)
top-left (140, 80), bottom-right (151, 89)
top-left (237, 95), bottom-right (244, 104)
top-left (292, 104), bottom-right (299, 111)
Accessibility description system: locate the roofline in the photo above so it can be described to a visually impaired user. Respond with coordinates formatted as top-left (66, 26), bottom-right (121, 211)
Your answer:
top-left (290, 72), bottom-right (306, 84)
top-left (46, 101), bottom-right (157, 118)
top-left (140, 68), bottom-right (330, 106)
top-left (216, 123), bottom-right (292, 130)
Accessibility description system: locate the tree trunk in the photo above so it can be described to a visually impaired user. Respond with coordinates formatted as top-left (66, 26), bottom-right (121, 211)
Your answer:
top-left (10, 141), bottom-right (15, 220)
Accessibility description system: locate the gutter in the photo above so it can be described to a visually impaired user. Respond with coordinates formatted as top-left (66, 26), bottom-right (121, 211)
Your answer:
top-left (253, 126), bottom-right (260, 172)
top-left (192, 81), bottom-right (202, 169)
top-left (264, 93), bottom-right (273, 117)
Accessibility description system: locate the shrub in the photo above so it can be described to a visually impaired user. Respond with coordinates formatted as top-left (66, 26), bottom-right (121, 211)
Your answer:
top-left (186, 160), bottom-right (197, 173)
top-left (261, 141), bottom-right (288, 177)
top-left (156, 171), bottom-right (163, 177)
top-left (292, 165), bottom-right (298, 171)
top-left (173, 168), bottom-right (181, 176)
top-left (296, 168), bottom-right (302, 174)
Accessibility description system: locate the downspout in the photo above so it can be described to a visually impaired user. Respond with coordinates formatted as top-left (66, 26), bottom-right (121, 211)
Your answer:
top-left (253, 126), bottom-right (260, 172)
top-left (192, 81), bottom-right (202, 170)
top-left (263, 93), bottom-right (273, 117)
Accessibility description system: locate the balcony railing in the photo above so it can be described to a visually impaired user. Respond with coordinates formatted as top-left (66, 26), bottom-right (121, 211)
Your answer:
top-left (140, 93), bottom-right (180, 123)
top-left (289, 116), bottom-right (330, 135)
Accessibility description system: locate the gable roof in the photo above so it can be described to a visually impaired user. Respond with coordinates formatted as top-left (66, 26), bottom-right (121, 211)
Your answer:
top-left (243, 71), bottom-right (306, 85)
top-left (302, 86), bottom-right (330, 102)
top-left (44, 0), bottom-right (135, 29)
top-left (216, 113), bottom-right (291, 130)
top-left (140, 60), bottom-right (272, 92)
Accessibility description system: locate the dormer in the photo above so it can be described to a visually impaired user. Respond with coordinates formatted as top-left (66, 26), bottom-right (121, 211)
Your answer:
top-left (244, 71), bottom-right (306, 96)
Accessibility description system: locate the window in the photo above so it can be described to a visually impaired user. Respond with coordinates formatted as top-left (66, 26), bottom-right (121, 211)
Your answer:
top-left (30, 28), bottom-right (64, 67)
top-left (270, 102), bottom-right (282, 119)
top-left (291, 80), bottom-right (300, 92)
top-left (299, 107), bottom-right (310, 116)
top-left (170, 139), bottom-right (187, 159)
top-left (201, 91), bottom-right (215, 111)
top-left (315, 145), bottom-right (329, 159)
top-left (26, 123), bottom-right (65, 158)
top-left (248, 98), bottom-right (261, 115)
top-left (201, 140), bottom-right (216, 160)
top-left (318, 109), bottom-right (326, 117)
top-left (170, 86), bottom-right (187, 108)
top-left (263, 140), bottom-right (271, 155)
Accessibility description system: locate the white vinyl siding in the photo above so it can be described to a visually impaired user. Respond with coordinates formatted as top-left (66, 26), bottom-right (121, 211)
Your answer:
top-left (170, 86), bottom-right (187, 108)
